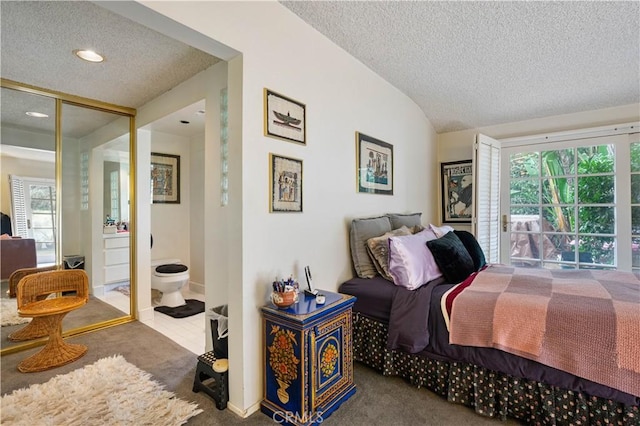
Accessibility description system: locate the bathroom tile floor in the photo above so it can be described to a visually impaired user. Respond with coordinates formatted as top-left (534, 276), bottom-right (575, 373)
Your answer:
top-left (150, 286), bottom-right (206, 355)
top-left (100, 285), bottom-right (206, 355)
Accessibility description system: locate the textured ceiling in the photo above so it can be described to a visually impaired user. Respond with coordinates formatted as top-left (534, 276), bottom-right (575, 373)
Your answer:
top-left (281, 1), bottom-right (640, 133)
top-left (0, 1), bottom-right (219, 138)
top-left (2, 1), bottom-right (638, 139)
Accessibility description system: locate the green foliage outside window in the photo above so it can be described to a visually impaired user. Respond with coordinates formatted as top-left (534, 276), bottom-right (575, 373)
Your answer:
top-left (510, 145), bottom-right (615, 266)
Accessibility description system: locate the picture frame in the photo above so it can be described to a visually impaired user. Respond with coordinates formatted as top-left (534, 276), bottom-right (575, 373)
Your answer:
top-left (356, 132), bottom-right (393, 195)
top-left (264, 88), bottom-right (306, 145)
top-left (270, 153), bottom-right (303, 213)
top-left (441, 160), bottom-right (473, 223)
top-left (151, 152), bottom-right (180, 204)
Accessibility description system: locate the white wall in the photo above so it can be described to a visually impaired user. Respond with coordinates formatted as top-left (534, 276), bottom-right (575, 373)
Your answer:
top-left (437, 103), bottom-right (640, 231)
top-left (134, 0), bottom-right (438, 416)
top-left (60, 138), bottom-right (82, 258)
top-left (189, 131), bottom-right (205, 290)
top-left (438, 103), bottom-right (640, 163)
top-left (0, 155), bottom-right (54, 217)
top-left (0, 127), bottom-right (82, 259)
top-left (149, 132), bottom-right (191, 263)
top-left (132, 63), bottom-right (228, 322)
top-left (1, 127), bottom-right (55, 227)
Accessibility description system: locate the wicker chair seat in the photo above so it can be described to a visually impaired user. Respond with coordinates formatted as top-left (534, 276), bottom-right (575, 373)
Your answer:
top-left (19, 296), bottom-right (86, 317)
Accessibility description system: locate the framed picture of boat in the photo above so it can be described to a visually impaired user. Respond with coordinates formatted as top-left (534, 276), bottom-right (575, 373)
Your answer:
top-left (264, 88), bottom-right (306, 144)
top-left (356, 132), bottom-right (393, 195)
top-left (269, 153), bottom-right (303, 212)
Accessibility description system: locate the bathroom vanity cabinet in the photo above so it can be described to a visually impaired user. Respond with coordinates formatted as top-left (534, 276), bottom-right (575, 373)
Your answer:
top-left (103, 233), bottom-right (129, 285)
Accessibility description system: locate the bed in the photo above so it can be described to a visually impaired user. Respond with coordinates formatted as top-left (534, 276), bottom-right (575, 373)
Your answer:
top-left (340, 213), bottom-right (640, 425)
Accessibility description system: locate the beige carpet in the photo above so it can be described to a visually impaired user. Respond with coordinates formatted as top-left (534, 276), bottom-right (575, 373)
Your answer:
top-left (0, 355), bottom-right (203, 426)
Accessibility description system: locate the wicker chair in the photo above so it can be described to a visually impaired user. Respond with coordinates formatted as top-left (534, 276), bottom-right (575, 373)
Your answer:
top-left (8, 265), bottom-right (58, 298)
top-left (7, 265), bottom-right (60, 342)
top-left (15, 269), bottom-right (89, 373)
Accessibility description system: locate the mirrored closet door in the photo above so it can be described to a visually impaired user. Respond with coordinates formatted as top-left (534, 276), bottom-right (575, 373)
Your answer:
top-left (1, 80), bottom-right (136, 355)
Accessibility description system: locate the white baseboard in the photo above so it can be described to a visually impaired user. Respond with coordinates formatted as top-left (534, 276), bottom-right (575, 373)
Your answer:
top-left (137, 306), bottom-right (154, 323)
top-left (189, 281), bottom-right (204, 294)
top-left (227, 400), bottom-right (260, 418)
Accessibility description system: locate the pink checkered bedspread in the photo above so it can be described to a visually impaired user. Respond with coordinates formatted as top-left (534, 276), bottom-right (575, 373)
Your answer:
top-left (446, 265), bottom-right (640, 397)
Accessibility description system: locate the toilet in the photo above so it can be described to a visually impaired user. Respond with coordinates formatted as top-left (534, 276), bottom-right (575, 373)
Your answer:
top-left (151, 259), bottom-right (189, 307)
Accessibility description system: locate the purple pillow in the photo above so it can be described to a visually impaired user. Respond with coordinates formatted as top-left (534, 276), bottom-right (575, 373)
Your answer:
top-left (388, 228), bottom-right (443, 290)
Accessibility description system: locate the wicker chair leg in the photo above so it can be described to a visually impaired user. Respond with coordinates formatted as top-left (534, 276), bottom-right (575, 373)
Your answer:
top-left (7, 317), bottom-right (49, 341)
top-left (17, 312), bottom-right (87, 373)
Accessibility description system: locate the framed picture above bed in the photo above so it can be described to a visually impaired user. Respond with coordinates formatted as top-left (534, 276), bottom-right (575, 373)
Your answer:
top-left (269, 153), bottom-right (303, 213)
top-left (356, 132), bottom-right (393, 195)
top-left (264, 89), bottom-right (306, 145)
top-left (441, 160), bottom-right (472, 223)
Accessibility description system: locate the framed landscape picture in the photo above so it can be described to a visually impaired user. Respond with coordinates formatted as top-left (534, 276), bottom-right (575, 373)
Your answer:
top-left (264, 88), bottom-right (306, 145)
top-left (151, 152), bottom-right (180, 204)
top-left (270, 153), bottom-right (303, 213)
top-left (441, 160), bottom-right (472, 223)
top-left (356, 132), bottom-right (393, 195)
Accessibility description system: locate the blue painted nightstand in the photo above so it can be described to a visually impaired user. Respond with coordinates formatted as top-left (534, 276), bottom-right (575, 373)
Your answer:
top-left (260, 291), bottom-right (356, 425)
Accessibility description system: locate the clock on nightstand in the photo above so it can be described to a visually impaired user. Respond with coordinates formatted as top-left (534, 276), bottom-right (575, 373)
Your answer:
top-left (260, 291), bottom-right (356, 426)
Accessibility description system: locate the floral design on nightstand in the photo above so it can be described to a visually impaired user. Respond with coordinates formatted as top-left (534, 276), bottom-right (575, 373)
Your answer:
top-left (320, 343), bottom-right (339, 378)
top-left (268, 325), bottom-right (299, 403)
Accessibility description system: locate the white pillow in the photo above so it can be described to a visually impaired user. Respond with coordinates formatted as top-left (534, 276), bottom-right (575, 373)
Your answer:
top-left (388, 228), bottom-right (443, 290)
top-left (429, 223), bottom-right (454, 238)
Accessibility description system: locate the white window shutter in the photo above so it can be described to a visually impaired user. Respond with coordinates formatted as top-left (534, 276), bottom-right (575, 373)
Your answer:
top-left (9, 175), bottom-right (28, 237)
top-left (473, 134), bottom-right (501, 263)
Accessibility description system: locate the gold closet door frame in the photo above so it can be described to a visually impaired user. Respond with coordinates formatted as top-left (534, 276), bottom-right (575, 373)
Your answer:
top-left (1, 78), bottom-right (137, 355)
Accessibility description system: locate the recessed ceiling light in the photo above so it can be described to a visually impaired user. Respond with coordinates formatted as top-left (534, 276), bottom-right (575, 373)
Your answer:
top-left (180, 120), bottom-right (190, 124)
top-left (26, 111), bottom-right (49, 118)
top-left (74, 49), bottom-right (104, 63)
top-left (196, 110), bottom-right (206, 116)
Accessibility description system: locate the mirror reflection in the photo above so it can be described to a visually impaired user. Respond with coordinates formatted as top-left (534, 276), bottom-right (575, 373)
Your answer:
top-left (1, 85), bottom-right (134, 354)
top-left (1, 87), bottom-right (56, 350)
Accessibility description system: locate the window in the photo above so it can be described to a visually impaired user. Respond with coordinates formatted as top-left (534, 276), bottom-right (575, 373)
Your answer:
top-left (80, 151), bottom-right (89, 210)
top-left (10, 175), bottom-right (56, 265)
top-left (220, 88), bottom-right (229, 206)
top-left (495, 131), bottom-right (636, 271)
top-left (508, 143), bottom-right (616, 269)
top-left (632, 141), bottom-right (640, 272)
top-left (110, 170), bottom-right (120, 221)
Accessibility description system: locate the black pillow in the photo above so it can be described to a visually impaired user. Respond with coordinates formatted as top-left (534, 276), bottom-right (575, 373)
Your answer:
top-left (426, 231), bottom-right (475, 283)
top-left (454, 230), bottom-right (487, 271)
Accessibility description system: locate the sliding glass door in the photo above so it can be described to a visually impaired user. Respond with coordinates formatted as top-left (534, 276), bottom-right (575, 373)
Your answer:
top-left (631, 141), bottom-right (640, 273)
top-left (20, 177), bottom-right (56, 265)
top-left (500, 133), bottom-right (635, 270)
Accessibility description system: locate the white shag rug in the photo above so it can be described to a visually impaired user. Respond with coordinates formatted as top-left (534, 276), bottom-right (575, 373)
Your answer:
top-left (0, 355), bottom-right (203, 426)
top-left (1, 297), bottom-right (30, 327)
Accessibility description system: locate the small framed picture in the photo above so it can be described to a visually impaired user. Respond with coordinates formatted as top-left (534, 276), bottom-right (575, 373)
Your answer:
top-left (264, 88), bottom-right (306, 145)
top-left (270, 153), bottom-right (303, 213)
top-left (441, 160), bottom-right (473, 223)
top-left (356, 132), bottom-right (393, 195)
top-left (151, 152), bottom-right (180, 204)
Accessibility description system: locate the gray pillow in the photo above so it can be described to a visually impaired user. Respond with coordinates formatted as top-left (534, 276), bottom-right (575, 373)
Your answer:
top-left (386, 212), bottom-right (422, 229)
top-left (366, 226), bottom-right (412, 281)
top-left (350, 216), bottom-right (392, 278)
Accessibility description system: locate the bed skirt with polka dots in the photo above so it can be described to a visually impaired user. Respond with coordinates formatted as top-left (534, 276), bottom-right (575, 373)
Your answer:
top-left (353, 312), bottom-right (639, 425)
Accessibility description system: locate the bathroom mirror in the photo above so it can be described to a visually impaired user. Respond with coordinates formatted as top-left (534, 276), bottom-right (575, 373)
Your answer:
top-left (0, 81), bottom-right (136, 355)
